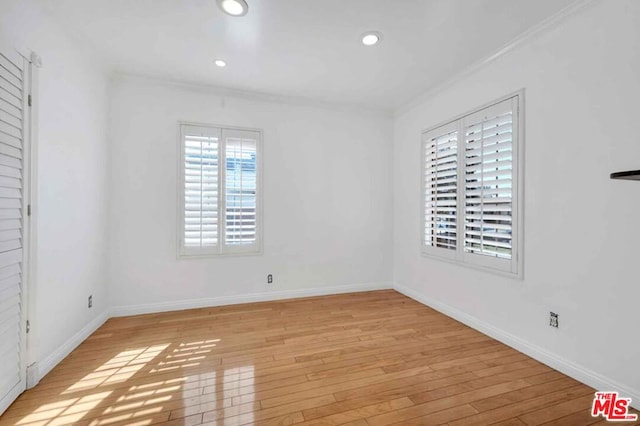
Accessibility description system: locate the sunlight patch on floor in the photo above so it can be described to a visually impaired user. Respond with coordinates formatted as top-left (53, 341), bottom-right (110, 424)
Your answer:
top-left (63, 345), bottom-right (170, 393)
top-left (7, 339), bottom-right (240, 426)
top-left (149, 340), bottom-right (219, 373)
top-left (15, 392), bottom-right (112, 425)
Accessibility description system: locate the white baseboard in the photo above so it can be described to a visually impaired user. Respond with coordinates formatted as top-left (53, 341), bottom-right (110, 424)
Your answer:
top-left (33, 309), bottom-right (110, 386)
top-left (0, 381), bottom-right (24, 416)
top-left (29, 282), bottom-right (390, 391)
top-left (110, 281), bottom-right (393, 317)
top-left (393, 283), bottom-right (640, 410)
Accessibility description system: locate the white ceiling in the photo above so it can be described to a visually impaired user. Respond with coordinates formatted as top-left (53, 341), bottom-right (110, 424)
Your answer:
top-left (36, 0), bottom-right (575, 111)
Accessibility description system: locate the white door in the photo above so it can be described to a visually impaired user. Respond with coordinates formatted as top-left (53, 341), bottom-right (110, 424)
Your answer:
top-left (0, 41), bottom-right (30, 415)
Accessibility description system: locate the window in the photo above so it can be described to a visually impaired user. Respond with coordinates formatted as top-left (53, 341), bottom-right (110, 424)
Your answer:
top-left (178, 124), bottom-right (262, 257)
top-left (422, 93), bottom-right (523, 276)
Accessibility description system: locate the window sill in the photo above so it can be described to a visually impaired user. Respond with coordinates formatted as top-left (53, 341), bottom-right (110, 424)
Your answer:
top-left (177, 249), bottom-right (263, 260)
top-left (420, 250), bottom-right (523, 280)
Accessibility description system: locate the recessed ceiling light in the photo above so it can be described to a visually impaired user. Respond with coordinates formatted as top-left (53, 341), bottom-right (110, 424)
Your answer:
top-left (214, 59), bottom-right (227, 67)
top-left (361, 31), bottom-right (383, 46)
top-left (217, 0), bottom-right (248, 16)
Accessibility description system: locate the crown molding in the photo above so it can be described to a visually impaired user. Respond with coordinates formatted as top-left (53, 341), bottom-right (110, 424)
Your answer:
top-left (394, 0), bottom-right (597, 117)
top-left (111, 72), bottom-right (393, 117)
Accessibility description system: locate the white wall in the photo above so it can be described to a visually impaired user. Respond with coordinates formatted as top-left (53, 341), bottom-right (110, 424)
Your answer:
top-left (0, 0), bottom-right (110, 376)
top-left (393, 0), bottom-right (640, 401)
top-left (108, 76), bottom-right (393, 312)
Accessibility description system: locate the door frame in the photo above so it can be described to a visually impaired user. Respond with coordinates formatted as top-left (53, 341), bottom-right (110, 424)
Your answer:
top-left (0, 38), bottom-right (38, 414)
top-left (24, 50), bottom-right (41, 389)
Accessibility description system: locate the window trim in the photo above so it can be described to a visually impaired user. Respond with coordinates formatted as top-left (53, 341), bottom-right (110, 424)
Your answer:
top-left (420, 90), bottom-right (525, 279)
top-left (177, 121), bottom-right (263, 259)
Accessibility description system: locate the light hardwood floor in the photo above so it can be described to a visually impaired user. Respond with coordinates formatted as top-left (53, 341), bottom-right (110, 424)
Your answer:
top-left (1, 290), bottom-right (637, 425)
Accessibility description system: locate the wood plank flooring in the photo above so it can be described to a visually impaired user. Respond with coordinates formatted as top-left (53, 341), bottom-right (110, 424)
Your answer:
top-left (1, 290), bottom-right (637, 425)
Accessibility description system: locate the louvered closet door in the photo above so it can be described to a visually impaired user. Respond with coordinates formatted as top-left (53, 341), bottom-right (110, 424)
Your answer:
top-left (462, 96), bottom-right (519, 271)
top-left (0, 43), bottom-right (28, 415)
top-left (422, 121), bottom-right (458, 260)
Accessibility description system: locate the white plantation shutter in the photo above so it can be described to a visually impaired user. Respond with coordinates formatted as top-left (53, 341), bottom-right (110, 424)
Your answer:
top-left (179, 125), bottom-right (261, 257)
top-left (422, 121), bottom-right (458, 258)
top-left (421, 94), bottom-right (522, 276)
top-left (463, 97), bottom-right (519, 272)
top-left (181, 126), bottom-right (220, 256)
top-left (0, 43), bottom-right (27, 414)
top-left (222, 129), bottom-right (258, 252)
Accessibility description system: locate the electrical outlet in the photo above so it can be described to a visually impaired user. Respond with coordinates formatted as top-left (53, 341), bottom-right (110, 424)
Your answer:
top-left (88, 295), bottom-right (93, 309)
top-left (267, 274), bottom-right (273, 284)
top-left (549, 311), bottom-right (558, 328)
